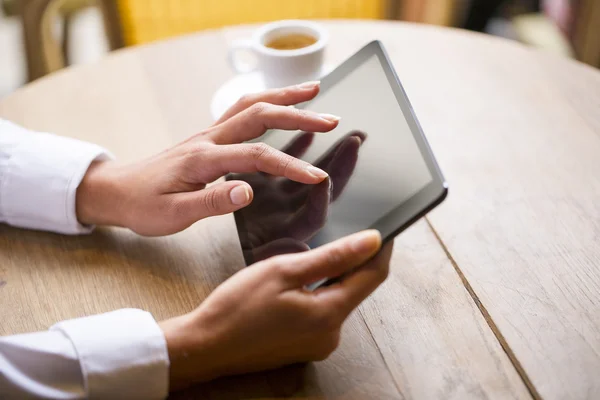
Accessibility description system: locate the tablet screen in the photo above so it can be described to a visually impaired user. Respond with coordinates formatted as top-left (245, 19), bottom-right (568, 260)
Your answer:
top-left (231, 49), bottom-right (437, 264)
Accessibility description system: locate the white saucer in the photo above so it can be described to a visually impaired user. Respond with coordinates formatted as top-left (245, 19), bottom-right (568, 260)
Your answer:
top-left (210, 64), bottom-right (335, 121)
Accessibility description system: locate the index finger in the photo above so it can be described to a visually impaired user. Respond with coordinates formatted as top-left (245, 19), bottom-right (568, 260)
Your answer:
top-left (202, 142), bottom-right (329, 184)
top-left (215, 81), bottom-right (321, 125)
top-left (208, 103), bottom-right (340, 145)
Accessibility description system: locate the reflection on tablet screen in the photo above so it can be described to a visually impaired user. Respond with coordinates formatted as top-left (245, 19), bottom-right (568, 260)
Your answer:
top-left (230, 52), bottom-right (434, 265)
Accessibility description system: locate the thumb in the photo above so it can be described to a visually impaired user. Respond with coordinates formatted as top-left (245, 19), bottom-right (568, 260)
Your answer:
top-left (175, 180), bottom-right (253, 222)
top-left (278, 230), bottom-right (382, 288)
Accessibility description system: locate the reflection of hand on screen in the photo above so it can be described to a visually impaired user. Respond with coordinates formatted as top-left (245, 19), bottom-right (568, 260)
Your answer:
top-left (242, 238), bottom-right (310, 264)
top-left (279, 130), bottom-right (366, 201)
top-left (231, 130), bottom-right (366, 263)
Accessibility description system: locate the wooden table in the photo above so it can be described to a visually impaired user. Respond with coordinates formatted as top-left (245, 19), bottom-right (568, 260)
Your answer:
top-left (1, 20), bottom-right (599, 399)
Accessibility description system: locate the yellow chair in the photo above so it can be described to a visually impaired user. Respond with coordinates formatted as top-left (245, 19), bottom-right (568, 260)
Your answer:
top-left (21, 0), bottom-right (397, 80)
top-left (116, 0), bottom-right (393, 46)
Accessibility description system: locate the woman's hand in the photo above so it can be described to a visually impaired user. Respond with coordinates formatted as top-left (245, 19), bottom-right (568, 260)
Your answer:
top-left (159, 229), bottom-right (393, 391)
top-left (75, 82), bottom-right (340, 236)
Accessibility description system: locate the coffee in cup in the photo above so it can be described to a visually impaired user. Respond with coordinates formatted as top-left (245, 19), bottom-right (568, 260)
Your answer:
top-left (265, 33), bottom-right (318, 50)
top-left (228, 20), bottom-right (328, 88)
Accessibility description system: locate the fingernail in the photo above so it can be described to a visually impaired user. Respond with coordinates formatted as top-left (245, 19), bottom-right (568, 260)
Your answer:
top-left (298, 80), bottom-right (320, 89)
top-left (230, 185), bottom-right (250, 205)
top-left (306, 165), bottom-right (328, 179)
top-left (318, 113), bottom-right (341, 123)
top-left (351, 230), bottom-right (381, 253)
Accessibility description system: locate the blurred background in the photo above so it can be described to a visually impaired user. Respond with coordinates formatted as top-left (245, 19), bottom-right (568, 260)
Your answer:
top-left (0, 0), bottom-right (598, 98)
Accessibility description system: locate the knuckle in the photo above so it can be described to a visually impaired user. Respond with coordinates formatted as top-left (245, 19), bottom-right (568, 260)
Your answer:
top-left (324, 246), bottom-right (346, 267)
top-left (183, 142), bottom-right (209, 162)
top-left (165, 197), bottom-right (185, 218)
top-left (279, 87), bottom-right (294, 98)
top-left (236, 93), bottom-right (255, 109)
top-left (248, 101), bottom-right (270, 117)
top-left (249, 142), bottom-right (271, 161)
top-left (295, 108), bottom-right (311, 121)
top-left (268, 255), bottom-right (295, 281)
top-left (177, 142), bottom-right (213, 183)
top-left (275, 153), bottom-right (293, 176)
top-left (202, 189), bottom-right (221, 214)
top-left (162, 199), bottom-right (192, 232)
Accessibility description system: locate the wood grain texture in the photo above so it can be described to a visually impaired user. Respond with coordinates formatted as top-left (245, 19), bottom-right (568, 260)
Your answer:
top-left (374, 25), bottom-right (600, 399)
top-left (2, 20), bottom-right (598, 398)
top-left (360, 221), bottom-right (530, 399)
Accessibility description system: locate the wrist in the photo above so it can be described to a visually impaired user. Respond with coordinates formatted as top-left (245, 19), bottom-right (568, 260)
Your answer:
top-left (160, 313), bottom-right (224, 391)
top-left (76, 161), bottom-right (127, 227)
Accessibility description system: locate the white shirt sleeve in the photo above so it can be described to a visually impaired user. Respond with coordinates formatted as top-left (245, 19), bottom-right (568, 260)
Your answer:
top-left (0, 309), bottom-right (170, 399)
top-left (0, 118), bottom-right (111, 234)
top-left (0, 119), bottom-right (170, 398)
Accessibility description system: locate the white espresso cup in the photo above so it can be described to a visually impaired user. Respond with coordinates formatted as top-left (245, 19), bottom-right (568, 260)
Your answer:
top-left (227, 20), bottom-right (328, 88)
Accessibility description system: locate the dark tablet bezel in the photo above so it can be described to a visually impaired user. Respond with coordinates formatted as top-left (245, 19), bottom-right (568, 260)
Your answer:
top-left (232, 40), bottom-right (447, 263)
top-left (364, 40), bottom-right (448, 243)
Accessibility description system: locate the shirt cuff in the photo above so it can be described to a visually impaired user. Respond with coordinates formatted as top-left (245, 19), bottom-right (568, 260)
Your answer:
top-left (0, 131), bottom-right (112, 234)
top-left (51, 309), bottom-right (170, 400)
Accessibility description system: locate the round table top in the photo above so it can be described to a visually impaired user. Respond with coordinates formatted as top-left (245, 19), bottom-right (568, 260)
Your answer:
top-left (1, 20), bottom-right (600, 399)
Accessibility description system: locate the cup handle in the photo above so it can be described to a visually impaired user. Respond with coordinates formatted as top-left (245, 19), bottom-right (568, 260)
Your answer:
top-left (228, 39), bottom-right (257, 74)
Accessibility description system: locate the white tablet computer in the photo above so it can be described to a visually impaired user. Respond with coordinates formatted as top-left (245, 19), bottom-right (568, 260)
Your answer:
top-left (229, 40), bottom-right (448, 267)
